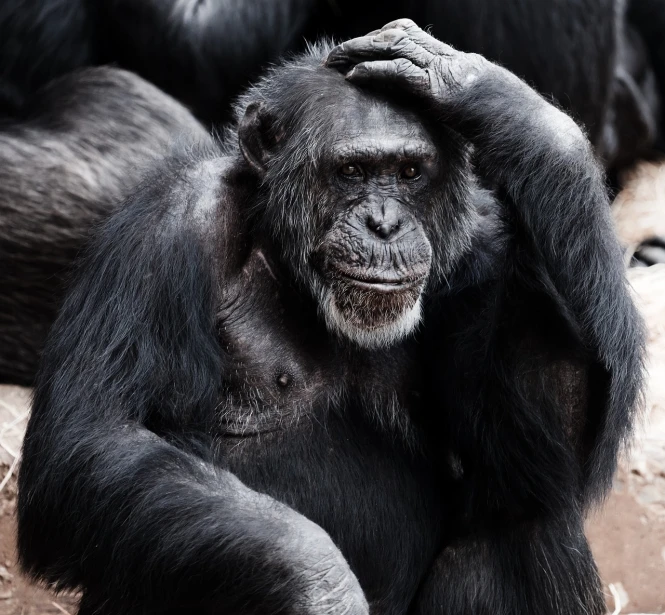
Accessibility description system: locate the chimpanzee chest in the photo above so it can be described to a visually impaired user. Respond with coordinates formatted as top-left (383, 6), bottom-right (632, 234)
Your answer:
top-left (214, 250), bottom-right (445, 615)
top-left (215, 249), bottom-right (425, 437)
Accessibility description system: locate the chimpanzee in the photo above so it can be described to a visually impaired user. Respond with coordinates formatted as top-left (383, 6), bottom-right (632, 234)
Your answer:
top-left (1, 0), bottom-right (664, 169)
top-left (17, 20), bottom-right (644, 615)
top-left (0, 67), bottom-right (206, 383)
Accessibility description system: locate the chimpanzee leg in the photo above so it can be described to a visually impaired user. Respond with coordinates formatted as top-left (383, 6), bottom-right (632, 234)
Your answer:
top-left (412, 514), bottom-right (604, 615)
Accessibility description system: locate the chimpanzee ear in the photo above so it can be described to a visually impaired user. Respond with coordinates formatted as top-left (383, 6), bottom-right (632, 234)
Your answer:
top-left (238, 101), bottom-right (279, 175)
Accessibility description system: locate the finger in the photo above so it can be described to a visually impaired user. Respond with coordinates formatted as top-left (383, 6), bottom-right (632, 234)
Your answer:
top-left (325, 38), bottom-right (369, 68)
top-left (377, 18), bottom-right (420, 32)
top-left (376, 18), bottom-right (453, 56)
top-left (345, 59), bottom-right (430, 94)
top-left (326, 31), bottom-right (433, 69)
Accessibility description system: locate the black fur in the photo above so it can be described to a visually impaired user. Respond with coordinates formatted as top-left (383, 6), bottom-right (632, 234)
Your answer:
top-left (0, 67), bottom-right (206, 384)
top-left (18, 41), bottom-right (644, 615)
top-left (0, 0), bottom-right (664, 167)
top-left (0, 0), bottom-right (317, 124)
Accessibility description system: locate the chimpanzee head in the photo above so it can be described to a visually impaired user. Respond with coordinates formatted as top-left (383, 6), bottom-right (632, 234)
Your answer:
top-left (236, 44), bottom-right (476, 347)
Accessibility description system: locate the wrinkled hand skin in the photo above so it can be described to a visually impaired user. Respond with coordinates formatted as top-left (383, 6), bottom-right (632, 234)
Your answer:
top-left (232, 471), bottom-right (369, 615)
top-left (326, 19), bottom-right (490, 111)
top-left (281, 516), bottom-right (369, 615)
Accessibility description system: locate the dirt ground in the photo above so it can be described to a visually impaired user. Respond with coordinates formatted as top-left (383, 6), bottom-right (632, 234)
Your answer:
top-left (0, 388), bottom-right (78, 614)
top-left (0, 163), bottom-right (664, 613)
top-left (584, 162), bottom-right (665, 615)
top-left (586, 268), bottom-right (665, 614)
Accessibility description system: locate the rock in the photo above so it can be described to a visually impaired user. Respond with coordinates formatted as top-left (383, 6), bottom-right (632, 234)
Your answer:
top-left (0, 386), bottom-right (30, 466)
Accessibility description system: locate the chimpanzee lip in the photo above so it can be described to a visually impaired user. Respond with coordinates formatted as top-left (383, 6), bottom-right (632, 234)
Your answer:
top-left (333, 268), bottom-right (425, 291)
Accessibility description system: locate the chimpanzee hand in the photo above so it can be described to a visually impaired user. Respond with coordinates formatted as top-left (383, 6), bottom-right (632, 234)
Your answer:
top-left (218, 473), bottom-right (370, 615)
top-left (326, 19), bottom-right (491, 112)
top-left (278, 507), bottom-right (370, 615)
top-left (327, 18), bottom-right (587, 169)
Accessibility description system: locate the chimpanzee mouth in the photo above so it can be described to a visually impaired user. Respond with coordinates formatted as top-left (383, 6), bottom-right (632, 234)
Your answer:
top-left (333, 269), bottom-right (426, 292)
top-left (322, 270), bottom-right (425, 345)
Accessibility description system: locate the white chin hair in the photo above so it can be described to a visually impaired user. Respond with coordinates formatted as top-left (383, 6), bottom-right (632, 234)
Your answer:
top-left (323, 295), bottom-right (423, 348)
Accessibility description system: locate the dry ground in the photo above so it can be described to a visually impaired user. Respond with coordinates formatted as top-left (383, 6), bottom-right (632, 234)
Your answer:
top-left (0, 162), bottom-right (664, 614)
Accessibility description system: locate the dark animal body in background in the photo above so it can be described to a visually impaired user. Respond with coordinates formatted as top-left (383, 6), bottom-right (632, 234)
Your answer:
top-left (0, 68), bottom-right (206, 383)
top-left (0, 0), bottom-right (663, 169)
top-left (18, 22), bottom-right (644, 615)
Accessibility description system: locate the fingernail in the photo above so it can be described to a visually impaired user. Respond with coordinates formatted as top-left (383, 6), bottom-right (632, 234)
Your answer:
top-left (325, 53), bottom-right (341, 66)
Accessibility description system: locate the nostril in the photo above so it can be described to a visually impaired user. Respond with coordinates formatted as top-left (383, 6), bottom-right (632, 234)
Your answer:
top-left (375, 222), bottom-right (395, 239)
top-left (366, 214), bottom-right (399, 240)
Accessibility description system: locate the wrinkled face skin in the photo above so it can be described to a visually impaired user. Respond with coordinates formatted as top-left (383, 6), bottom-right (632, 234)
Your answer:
top-left (310, 100), bottom-right (440, 347)
top-left (244, 72), bottom-right (474, 349)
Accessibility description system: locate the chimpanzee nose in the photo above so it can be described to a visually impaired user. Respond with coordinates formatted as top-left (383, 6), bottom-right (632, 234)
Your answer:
top-left (366, 208), bottom-right (400, 240)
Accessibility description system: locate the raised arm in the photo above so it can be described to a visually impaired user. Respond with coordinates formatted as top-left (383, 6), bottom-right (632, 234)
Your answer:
top-left (326, 20), bottom-right (644, 509)
top-left (17, 153), bottom-right (367, 615)
top-left (326, 20), bottom-right (644, 615)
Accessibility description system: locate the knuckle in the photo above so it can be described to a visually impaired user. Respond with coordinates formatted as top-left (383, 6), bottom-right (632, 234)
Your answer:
top-left (383, 28), bottom-right (406, 41)
top-left (394, 18), bottom-right (417, 29)
top-left (466, 52), bottom-right (485, 64)
top-left (374, 29), bottom-right (406, 49)
top-left (393, 58), bottom-right (413, 75)
top-left (397, 38), bottom-right (417, 52)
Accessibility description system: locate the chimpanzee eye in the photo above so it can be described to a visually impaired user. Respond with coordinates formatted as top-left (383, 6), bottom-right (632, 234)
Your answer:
top-left (400, 164), bottom-right (421, 180)
top-left (339, 163), bottom-right (362, 178)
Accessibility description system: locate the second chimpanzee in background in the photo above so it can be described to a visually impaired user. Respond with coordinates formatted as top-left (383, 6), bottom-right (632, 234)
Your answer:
top-left (18, 20), bottom-right (643, 615)
top-left (0, 68), bottom-right (206, 383)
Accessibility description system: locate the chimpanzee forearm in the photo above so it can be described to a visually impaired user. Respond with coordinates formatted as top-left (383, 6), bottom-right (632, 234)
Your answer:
top-left (448, 66), bottom-right (644, 500)
top-left (19, 420), bottom-right (362, 613)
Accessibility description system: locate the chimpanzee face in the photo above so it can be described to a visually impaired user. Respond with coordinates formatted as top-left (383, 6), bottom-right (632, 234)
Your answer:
top-left (311, 99), bottom-right (439, 347)
top-left (238, 65), bottom-right (473, 348)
